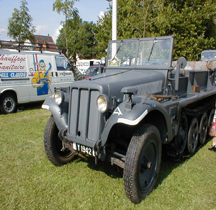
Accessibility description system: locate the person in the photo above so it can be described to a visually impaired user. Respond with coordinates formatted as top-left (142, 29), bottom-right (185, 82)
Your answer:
top-left (209, 137), bottom-right (216, 151)
top-left (209, 111), bottom-right (216, 151)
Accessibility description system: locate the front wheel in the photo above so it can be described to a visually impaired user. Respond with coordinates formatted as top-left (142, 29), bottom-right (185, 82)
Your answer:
top-left (44, 115), bottom-right (76, 166)
top-left (0, 93), bottom-right (17, 114)
top-left (123, 124), bottom-right (162, 204)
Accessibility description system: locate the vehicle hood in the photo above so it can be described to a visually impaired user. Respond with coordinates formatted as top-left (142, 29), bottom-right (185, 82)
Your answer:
top-left (72, 68), bottom-right (166, 103)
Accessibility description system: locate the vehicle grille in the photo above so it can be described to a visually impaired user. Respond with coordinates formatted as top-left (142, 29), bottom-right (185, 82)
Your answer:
top-left (68, 87), bottom-right (103, 142)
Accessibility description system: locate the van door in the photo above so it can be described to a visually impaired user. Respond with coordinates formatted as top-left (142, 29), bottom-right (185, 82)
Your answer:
top-left (0, 52), bottom-right (30, 103)
top-left (28, 53), bottom-right (54, 102)
top-left (51, 55), bottom-right (74, 90)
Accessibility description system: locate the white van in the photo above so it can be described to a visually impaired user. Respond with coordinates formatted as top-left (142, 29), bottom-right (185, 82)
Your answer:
top-left (0, 49), bottom-right (74, 114)
top-left (76, 59), bottom-right (101, 74)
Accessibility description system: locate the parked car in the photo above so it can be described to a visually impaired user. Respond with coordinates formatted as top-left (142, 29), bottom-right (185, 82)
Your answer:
top-left (83, 65), bottom-right (104, 79)
top-left (201, 50), bottom-right (216, 61)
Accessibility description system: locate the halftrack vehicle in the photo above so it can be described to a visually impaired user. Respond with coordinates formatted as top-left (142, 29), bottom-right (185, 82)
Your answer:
top-left (42, 36), bottom-right (216, 203)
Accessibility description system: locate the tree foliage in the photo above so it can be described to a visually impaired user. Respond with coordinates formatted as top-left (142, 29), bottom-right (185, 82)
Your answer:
top-left (56, 11), bottom-right (97, 60)
top-left (53, 0), bottom-right (78, 18)
top-left (151, 0), bottom-right (216, 60)
top-left (7, 0), bottom-right (35, 42)
top-left (96, 0), bottom-right (216, 60)
top-left (55, 0), bottom-right (216, 61)
top-left (53, 0), bottom-right (79, 57)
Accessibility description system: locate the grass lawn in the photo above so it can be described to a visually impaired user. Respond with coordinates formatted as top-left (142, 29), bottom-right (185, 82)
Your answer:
top-left (0, 103), bottom-right (216, 210)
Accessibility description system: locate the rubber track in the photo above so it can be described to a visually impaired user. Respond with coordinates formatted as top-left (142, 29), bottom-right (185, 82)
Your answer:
top-left (183, 97), bottom-right (215, 117)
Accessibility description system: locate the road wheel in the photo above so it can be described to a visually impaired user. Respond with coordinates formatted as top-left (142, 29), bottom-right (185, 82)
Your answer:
top-left (123, 124), bottom-right (162, 204)
top-left (187, 117), bottom-right (199, 154)
top-left (177, 114), bottom-right (188, 155)
top-left (44, 115), bottom-right (76, 166)
top-left (199, 113), bottom-right (208, 145)
top-left (0, 93), bottom-right (17, 114)
top-left (207, 109), bottom-right (215, 136)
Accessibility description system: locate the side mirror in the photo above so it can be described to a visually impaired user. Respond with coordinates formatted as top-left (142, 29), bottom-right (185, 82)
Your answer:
top-left (177, 57), bottom-right (187, 68)
top-left (175, 57), bottom-right (187, 91)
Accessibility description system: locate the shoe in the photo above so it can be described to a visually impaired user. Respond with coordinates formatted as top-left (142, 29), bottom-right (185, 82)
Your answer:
top-left (208, 145), bottom-right (216, 151)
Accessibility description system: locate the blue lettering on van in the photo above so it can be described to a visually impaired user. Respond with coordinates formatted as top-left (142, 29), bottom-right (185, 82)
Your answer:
top-left (0, 72), bottom-right (27, 78)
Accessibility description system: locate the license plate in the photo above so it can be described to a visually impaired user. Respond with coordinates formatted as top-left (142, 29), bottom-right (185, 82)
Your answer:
top-left (72, 142), bottom-right (95, 156)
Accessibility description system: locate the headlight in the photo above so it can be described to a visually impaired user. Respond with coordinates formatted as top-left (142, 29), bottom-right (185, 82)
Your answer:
top-left (97, 95), bottom-right (108, 113)
top-left (54, 91), bottom-right (64, 106)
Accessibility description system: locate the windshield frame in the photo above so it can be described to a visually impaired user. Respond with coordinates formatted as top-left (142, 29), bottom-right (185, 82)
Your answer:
top-left (106, 36), bottom-right (174, 70)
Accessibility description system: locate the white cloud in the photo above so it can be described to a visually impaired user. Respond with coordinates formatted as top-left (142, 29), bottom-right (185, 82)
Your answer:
top-left (52, 25), bottom-right (63, 43)
top-left (0, 28), bottom-right (7, 34)
top-left (35, 25), bottom-right (48, 34)
top-left (0, 28), bottom-right (9, 40)
top-left (99, 11), bottom-right (105, 19)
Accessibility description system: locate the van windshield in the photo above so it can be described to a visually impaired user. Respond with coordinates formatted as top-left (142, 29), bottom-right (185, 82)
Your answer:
top-left (107, 37), bottom-right (173, 69)
top-left (56, 56), bottom-right (70, 70)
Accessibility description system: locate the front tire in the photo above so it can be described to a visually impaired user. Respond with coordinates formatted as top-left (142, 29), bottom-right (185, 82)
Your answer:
top-left (44, 115), bottom-right (76, 166)
top-left (0, 93), bottom-right (17, 114)
top-left (123, 124), bottom-right (162, 204)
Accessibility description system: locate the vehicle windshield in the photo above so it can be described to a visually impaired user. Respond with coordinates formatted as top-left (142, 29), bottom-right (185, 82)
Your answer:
top-left (201, 51), bottom-right (216, 61)
top-left (107, 37), bottom-right (173, 68)
top-left (84, 66), bottom-right (101, 76)
top-left (56, 56), bottom-right (70, 70)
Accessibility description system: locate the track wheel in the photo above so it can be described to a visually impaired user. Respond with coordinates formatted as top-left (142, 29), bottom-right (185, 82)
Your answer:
top-left (177, 114), bottom-right (188, 154)
top-left (187, 117), bottom-right (199, 154)
top-left (123, 124), bottom-right (162, 204)
top-left (199, 113), bottom-right (208, 145)
top-left (44, 115), bottom-right (76, 166)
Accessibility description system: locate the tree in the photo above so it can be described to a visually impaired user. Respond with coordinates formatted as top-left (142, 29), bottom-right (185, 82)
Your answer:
top-left (75, 21), bottom-right (97, 59)
top-left (56, 16), bottom-right (97, 60)
top-left (94, 3), bottom-right (112, 58)
top-left (96, 0), bottom-right (216, 61)
top-left (151, 0), bottom-right (216, 60)
top-left (95, 0), bottom-right (155, 57)
top-left (8, 0), bottom-right (35, 43)
top-left (56, 10), bottom-right (82, 59)
top-left (53, 0), bottom-right (79, 57)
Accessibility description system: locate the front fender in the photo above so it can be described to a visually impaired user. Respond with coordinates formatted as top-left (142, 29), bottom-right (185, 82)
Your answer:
top-left (42, 96), bottom-right (68, 132)
top-left (101, 98), bottom-right (173, 146)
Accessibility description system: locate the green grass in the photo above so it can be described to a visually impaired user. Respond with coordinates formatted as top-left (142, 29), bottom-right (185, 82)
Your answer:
top-left (0, 103), bottom-right (216, 210)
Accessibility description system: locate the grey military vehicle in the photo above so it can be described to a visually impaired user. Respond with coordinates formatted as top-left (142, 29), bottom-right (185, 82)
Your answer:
top-left (42, 36), bottom-right (216, 203)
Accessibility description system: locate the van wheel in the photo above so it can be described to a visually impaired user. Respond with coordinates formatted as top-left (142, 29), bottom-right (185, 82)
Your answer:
top-left (124, 124), bottom-right (162, 204)
top-left (0, 93), bottom-right (17, 114)
top-left (44, 115), bottom-right (76, 166)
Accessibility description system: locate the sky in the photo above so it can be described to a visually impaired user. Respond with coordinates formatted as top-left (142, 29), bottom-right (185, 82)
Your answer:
top-left (0, 0), bottom-right (110, 43)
